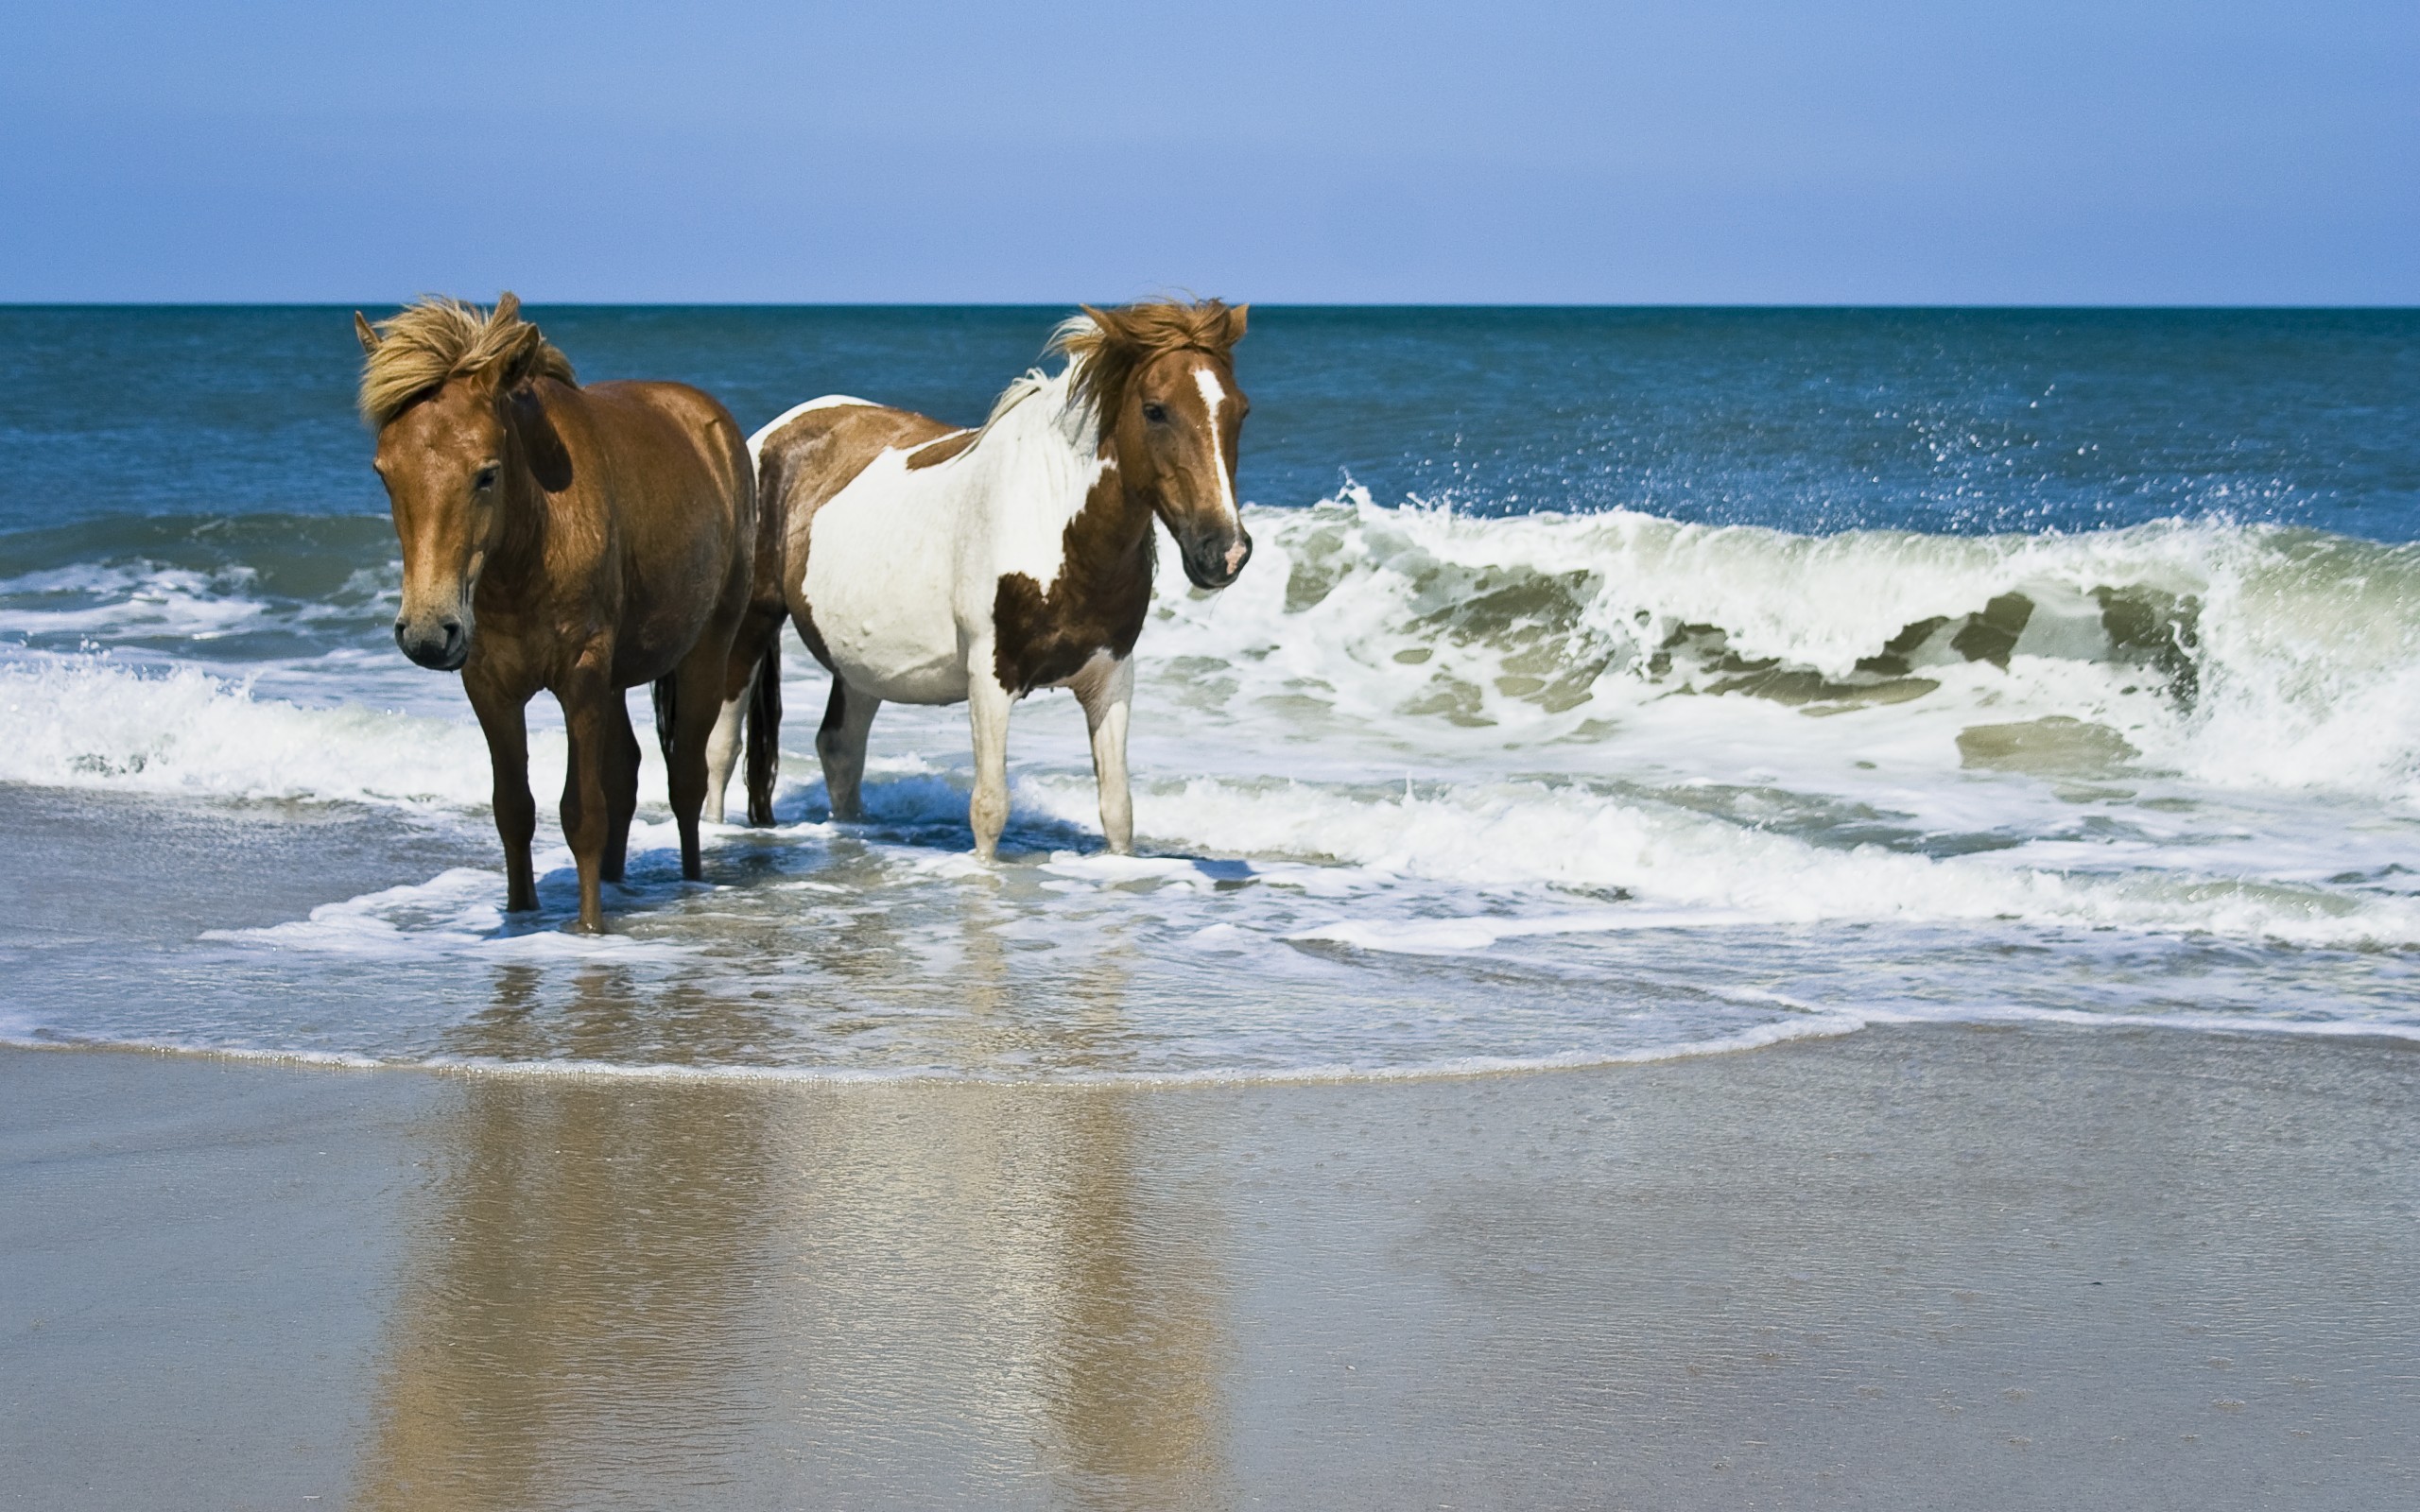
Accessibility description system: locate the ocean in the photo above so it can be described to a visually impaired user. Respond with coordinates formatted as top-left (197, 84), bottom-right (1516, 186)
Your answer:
top-left (2, 306), bottom-right (2414, 1079)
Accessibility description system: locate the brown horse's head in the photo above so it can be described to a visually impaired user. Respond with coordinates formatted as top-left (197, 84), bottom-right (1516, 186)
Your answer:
top-left (354, 293), bottom-right (575, 671)
top-left (1060, 300), bottom-right (1252, 590)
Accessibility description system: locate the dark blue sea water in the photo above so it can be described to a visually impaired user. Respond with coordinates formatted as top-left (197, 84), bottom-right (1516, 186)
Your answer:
top-left (1, 306), bottom-right (2415, 1078)
top-left (4, 306), bottom-right (2414, 540)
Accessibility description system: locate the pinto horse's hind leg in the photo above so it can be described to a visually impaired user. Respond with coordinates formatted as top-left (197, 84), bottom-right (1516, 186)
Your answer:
top-left (1070, 655), bottom-right (1136, 855)
top-left (601, 693), bottom-right (641, 884)
top-left (701, 621), bottom-right (783, 826)
top-left (700, 675), bottom-right (748, 826)
top-left (816, 678), bottom-right (880, 822)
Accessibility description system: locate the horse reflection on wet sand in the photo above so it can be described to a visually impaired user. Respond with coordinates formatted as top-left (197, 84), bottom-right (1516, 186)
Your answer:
top-left (356, 294), bottom-right (756, 932)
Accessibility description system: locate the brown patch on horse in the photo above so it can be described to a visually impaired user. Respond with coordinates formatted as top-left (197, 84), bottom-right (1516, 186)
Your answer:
top-left (904, 430), bottom-right (977, 471)
top-left (355, 292), bottom-right (575, 427)
top-left (991, 474), bottom-right (1157, 694)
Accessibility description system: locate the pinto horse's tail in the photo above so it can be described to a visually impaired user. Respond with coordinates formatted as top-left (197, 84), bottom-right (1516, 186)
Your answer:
top-left (742, 636), bottom-right (782, 826)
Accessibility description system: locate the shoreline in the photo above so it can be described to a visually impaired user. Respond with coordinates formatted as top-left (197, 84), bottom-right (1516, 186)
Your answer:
top-left (8, 1020), bottom-right (2417, 1508)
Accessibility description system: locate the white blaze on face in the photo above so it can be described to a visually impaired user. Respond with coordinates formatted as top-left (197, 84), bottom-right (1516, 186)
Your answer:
top-left (1192, 364), bottom-right (1241, 529)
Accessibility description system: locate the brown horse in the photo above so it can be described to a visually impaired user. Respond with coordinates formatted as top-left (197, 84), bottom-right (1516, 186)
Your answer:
top-left (707, 300), bottom-right (1251, 859)
top-left (354, 294), bottom-right (756, 931)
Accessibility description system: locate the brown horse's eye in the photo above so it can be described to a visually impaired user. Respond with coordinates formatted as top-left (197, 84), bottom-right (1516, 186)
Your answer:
top-left (1141, 403), bottom-right (1169, 425)
top-left (474, 464), bottom-right (501, 490)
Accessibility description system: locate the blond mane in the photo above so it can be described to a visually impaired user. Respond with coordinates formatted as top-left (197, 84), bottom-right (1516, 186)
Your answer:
top-left (356, 292), bottom-right (576, 427)
top-left (1047, 298), bottom-right (1248, 431)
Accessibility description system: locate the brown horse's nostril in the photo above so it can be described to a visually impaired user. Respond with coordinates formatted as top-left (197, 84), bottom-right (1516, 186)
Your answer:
top-left (396, 615), bottom-right (470, 670)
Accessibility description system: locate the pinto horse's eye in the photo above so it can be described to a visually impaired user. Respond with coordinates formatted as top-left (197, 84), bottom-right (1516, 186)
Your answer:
top-left (1141, 403), bottom-right (1169, 425)
top-left (473, 464), bottom-right (501, 491)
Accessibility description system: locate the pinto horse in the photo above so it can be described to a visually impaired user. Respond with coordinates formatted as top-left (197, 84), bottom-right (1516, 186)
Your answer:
top-left (355, 294), bottom-right (757, 931)
top-left (712, 300), bottom-right (1251, 858)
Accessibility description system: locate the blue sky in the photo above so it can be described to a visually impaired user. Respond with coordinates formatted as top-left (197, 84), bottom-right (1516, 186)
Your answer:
top-left (3, 1), bottom-right (2411, 303)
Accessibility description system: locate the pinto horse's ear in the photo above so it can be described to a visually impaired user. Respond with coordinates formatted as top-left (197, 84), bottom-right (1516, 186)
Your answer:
top-left (354, 312), bottom-right (380, 353)
top-left (506, 382), bottom-right (575, 493)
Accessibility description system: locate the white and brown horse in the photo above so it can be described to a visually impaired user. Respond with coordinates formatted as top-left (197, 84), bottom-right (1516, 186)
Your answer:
top-left (356, 294), bottom-right (757, 931)
top-left (714, 300), bottom-right (1251, 858)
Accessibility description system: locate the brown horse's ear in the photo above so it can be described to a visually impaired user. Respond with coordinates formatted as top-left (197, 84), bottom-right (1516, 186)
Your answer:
top-left (499, 321), bottom-right (545, 386)
top-left (1225, 302), bottom-right (1248, 344)
top-left (354, 312), bottom-right (380, 353)
top-left (506, 383), bottom-right (575, 493)
top-left (493, 290), bottom-right (522, 323)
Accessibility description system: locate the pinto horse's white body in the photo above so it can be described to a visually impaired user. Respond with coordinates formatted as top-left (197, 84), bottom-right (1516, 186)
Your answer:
top-left (758, 375), bottom-right (1110, 706)
top-left (705, 305), bottom-right (1252, 859)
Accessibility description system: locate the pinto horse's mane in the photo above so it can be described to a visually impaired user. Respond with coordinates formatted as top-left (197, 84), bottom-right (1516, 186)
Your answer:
top-left (1049, 298), bottom-right (1247, 433)
top-left (969, 299), bottom-right (1249, 450)
top-left (356, 292), bottom-right (577, 427)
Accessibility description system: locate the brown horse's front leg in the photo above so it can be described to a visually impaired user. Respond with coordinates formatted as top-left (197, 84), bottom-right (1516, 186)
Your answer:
top-left (559, 679), bottom-right (617, 932)
top-left (466, 678), bottom-right (539, 913)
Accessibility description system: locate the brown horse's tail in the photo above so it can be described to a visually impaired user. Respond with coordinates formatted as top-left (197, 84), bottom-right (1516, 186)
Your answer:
top-left (744, 637), bottom-right (782, 826)
top-left (650, 676), bottom-right (679, 769)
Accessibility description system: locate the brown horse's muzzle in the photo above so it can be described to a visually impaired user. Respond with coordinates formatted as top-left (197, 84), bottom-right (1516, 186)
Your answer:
top-left (396, 612), bottom-right (470, 671)
top-left (1178, 527), bottom-right (1253, 591)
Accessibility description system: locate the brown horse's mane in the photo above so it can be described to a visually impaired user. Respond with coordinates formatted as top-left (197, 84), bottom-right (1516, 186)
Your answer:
top-left (356, 292), bottom-right (577, 427)
top-left (1049, 298), bottom-right (1247, 433)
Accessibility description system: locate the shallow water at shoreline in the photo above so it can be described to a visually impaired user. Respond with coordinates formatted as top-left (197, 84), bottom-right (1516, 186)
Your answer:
top-left (2, 308), bottom-right (2415, 1078)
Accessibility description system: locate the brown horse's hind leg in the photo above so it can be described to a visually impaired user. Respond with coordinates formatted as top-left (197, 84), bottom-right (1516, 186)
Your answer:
top-left (817, 678), bottom-right (880, 822)
top-left (665, 644), bottom-right (729, 881)
top-left (601, 693), bottom-right (641, 884)
top-left (559, 679), bottom-right (617, 933)
top-left (467, 678), bottom-right (539, 913)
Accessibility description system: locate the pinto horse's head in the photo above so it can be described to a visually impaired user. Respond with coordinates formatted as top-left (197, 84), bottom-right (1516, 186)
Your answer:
top-left (354, 293), bottom-right (575, 672)
top-left (1061, 301), bottom-right (1253, 591)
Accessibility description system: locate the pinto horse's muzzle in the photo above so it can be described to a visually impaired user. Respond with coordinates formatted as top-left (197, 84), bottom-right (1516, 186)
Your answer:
top-left (395, 613), bottom-right (470, 671)
top-left (1178, 527), bottom-right (1253, 591)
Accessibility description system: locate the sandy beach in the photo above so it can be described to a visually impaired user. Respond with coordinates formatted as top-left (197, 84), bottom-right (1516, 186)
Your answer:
top-left (7, 1022), bottom-right (2415, 1509)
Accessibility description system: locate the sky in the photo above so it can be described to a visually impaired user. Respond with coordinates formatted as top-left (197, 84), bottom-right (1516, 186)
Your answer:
top-left (2, 1), bottom-right (2411, 304)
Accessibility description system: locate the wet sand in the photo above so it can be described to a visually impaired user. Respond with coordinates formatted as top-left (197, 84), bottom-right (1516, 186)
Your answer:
top-left (5, 1023), bottom-right (2417, 1510)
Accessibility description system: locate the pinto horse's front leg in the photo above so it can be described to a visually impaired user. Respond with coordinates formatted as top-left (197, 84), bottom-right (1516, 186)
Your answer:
top-left (466, 677), bottom-right (539, 913)
top-left (967, 666), bottom-right (1015, 861)
top-left (558, 677), bottom-right (619, 933)
top-left (1070, 654), bottom-right (1135, 855)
